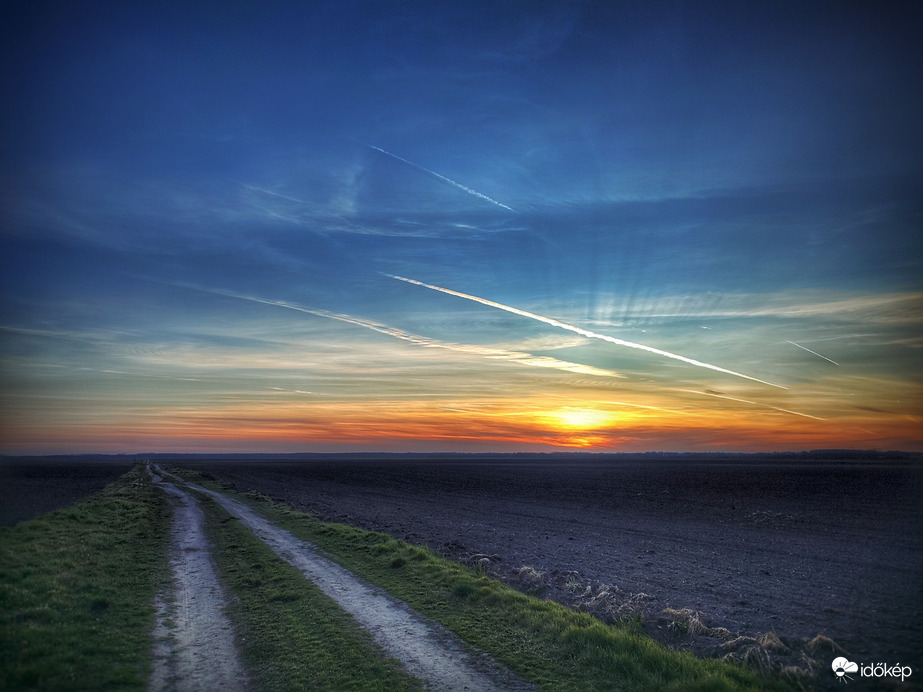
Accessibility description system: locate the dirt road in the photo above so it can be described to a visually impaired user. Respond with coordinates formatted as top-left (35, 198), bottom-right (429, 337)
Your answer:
top-left (146, 465), bottom-right (248, 692)
top-left (151, 465), bottom-right (532, 691)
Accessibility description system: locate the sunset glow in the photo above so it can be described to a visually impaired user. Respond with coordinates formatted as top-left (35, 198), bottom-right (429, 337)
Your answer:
top-left (548, 408), bottom-right (618, 431)
top-left (1, 2), bottom-right (921, 454)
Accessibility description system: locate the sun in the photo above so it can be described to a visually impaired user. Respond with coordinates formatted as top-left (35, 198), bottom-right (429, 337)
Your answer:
top-left (550, 407), bottom-right (614, 430)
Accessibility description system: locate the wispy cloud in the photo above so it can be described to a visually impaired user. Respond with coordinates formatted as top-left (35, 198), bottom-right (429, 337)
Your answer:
top-left (595, 291), bottom-right (923, 326)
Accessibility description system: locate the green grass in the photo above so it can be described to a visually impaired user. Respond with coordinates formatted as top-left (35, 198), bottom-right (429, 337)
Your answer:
top-left (197, 493), bottom-right (423, 691)
top-left (175, 469), bottom-right (793, 692)
top-left (0, 465), bottom-right (170, 691)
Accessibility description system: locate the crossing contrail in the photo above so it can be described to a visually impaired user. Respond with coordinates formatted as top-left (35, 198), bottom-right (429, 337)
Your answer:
top-left (786, 340), bottom-right (840, 365)
top-left (229, 179), bottom-right (310, 205)
top-left (365, 144), bottom-right (516, 212)
top-left (605, 401), bottom-right (694, 416)
top-left (682, 389), bottom-right (824, 420)
top-left (387, 274), bottom-right (788, 389)
top-left (180, 284), bottom-right (622, 379)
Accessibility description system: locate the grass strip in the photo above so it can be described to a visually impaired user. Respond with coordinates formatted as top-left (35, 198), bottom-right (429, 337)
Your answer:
top-left (198, 493), bottom-right (423, 691)
top-left (176, 469), bottom-right (792, 692)
top-left (0, 465), bottom-right (170, 691)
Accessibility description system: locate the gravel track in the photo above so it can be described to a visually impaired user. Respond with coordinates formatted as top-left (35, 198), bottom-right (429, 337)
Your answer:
top-left (147, 466), bottom-right (249, 692)
top-left (154, 465), bottom-right (533, 692)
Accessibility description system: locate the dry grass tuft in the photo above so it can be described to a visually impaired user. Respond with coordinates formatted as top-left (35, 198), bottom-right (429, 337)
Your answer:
top-left (720, 640), bottom-right (781, 677)
top-left (564, 579), bottom-right (657, 620)
top-left (662, 608), bottom-right (734, 639)
top-left (619, 592), bottom-right (656, 614)
top-left (720, 636), bottom-right (758, 652)
top-left (737, 645), bottom-right (774, 676)
top-left (511, 565), bottom-right (546, 594)
top-left (715, 629), bottom-right (828, 680)
top-left (706, 625), bottom-right (734, 639)
top-left (806, 633), bottom-right (846, 656)
top-left (583, 585), bottom-right (614, 610)
top-left (757, 630), bottom-right (788, 653)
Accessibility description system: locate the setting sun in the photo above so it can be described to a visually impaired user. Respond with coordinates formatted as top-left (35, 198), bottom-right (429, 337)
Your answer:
top-left (549, 407), bottom-right (615, 430)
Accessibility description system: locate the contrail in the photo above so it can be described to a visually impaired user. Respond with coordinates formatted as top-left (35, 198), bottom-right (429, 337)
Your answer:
top-left (387, 274), bottom-right (788, 389)
top-left (681, 389), bottom-right (824, 420)
top-left (365, 144), bottom-right (516, 212)
top-left (786, 340), bottom-right (839, 365)
top-left (605, 400), bottom-right (694, 416)
top-left (229, 179), bottom-right (310, 205)
top-left (180, 284), bottom-right (622, 379)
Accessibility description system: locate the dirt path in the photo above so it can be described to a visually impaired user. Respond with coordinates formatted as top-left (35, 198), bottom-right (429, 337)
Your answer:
top-left (154, 465), bottom-right (533, 692)
top-left (147, 465), bottom-right (248, 692)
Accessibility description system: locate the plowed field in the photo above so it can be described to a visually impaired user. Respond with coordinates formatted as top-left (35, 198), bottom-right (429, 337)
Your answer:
top-left (186, 455), bottom-right (923, 666)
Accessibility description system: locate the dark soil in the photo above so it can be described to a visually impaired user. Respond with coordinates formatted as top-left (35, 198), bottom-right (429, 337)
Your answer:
top-left (183, 455), bottom-right (923, 675)
top-left (0, 459), bottom-right (134, 526)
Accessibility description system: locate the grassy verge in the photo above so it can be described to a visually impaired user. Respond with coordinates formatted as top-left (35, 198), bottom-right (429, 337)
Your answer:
top-left (197, 493), bottom-right (423, 691)
top-left (0, 465), bottom-right (170, 691)
top-left (175, 468), bottom-right (791, 691)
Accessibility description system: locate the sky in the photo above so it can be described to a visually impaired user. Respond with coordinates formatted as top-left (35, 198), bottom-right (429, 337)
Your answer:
top-left (1, 0), bottom-right (921, 454)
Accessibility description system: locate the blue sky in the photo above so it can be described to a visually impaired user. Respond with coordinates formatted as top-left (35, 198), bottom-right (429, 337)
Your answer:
top-left (2, 0), bottom-right (921, 453)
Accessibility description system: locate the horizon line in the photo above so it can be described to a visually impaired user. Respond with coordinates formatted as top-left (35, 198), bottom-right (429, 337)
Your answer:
top-left (2, 448), bottom-right (916, 459)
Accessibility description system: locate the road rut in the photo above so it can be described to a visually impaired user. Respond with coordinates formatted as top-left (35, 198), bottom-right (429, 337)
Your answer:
top-left (147, 465), bottom-right (248, 691)
top-left (154, 465), bottom-right (533, 692)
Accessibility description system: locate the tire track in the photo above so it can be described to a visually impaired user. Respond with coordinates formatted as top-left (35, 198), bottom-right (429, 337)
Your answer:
top-left (147, 466), bottom-right (248, 691)
top-left (153, 465), bottom-right (533, 692)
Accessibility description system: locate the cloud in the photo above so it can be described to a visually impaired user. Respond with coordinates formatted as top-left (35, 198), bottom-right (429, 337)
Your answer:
top-left (595, 291), bottom-right (923, 326)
